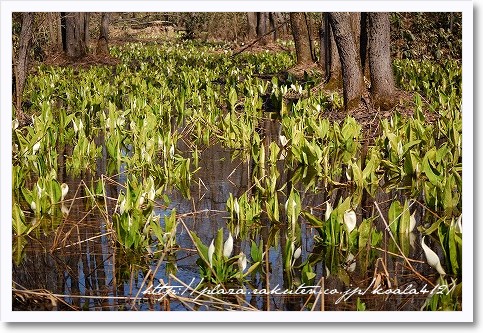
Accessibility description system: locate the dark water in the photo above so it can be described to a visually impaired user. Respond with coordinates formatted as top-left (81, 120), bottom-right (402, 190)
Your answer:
top-left (12, 119), bottom-right (446, 311)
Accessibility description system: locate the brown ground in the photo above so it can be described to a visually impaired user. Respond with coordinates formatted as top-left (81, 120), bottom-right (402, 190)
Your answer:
top-left (43, 52), bottom-right (120, 69)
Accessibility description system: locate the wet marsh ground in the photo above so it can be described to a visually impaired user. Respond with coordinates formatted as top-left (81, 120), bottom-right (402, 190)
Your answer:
top-left (12, 41), bottom-right (462, 311)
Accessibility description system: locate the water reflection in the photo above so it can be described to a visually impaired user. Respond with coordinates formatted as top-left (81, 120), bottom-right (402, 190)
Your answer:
top-left (13, 119), bottom-right (449, 311)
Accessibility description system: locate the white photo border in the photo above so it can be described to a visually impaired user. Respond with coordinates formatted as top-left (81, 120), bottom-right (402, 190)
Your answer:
top-left (0, 0), bottom-right (473, 322)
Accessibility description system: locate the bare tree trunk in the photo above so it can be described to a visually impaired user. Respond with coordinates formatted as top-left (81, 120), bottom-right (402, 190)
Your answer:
top-left (47, 13), bottom-right (62, 52)
top-left (83, 13), bottom-right (89, 47)
top-left (367, 12), bottom-right (397, 110)
top-left (233, 13), bottom-right (238, 42)
top-left (63, 12), bottom-right (89, 59)
top-left (328, 12), bottom-right (364, 110)
top-left (257, 12), bottom-right (269, 45)
top-left (290, 12), bottom-right (314, 65)
top-left (96, 13), bottom-right (110, 55)
top-left (305, 13), bottom-right (317, 62)
top-left (319, 13), bottom-right (339, 85)
top-left (325, 16), bottom-right (342, 89)
top-left (269, 12), bottom-right (278, 41)
top-left (14, 12), bottom-right (34, 120)
top-left (360, 12), bottom-right (370, 77)
top-left (100, 12), bottom-right (109, 40)
top-left (247, 12), bottom-right (257, 39)
top-left (319, 20), bottom-right (328, 80)
top-left (350, 13), bottom-right (361, 55)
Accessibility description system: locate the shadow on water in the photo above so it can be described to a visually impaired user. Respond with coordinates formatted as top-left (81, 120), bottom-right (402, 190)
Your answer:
top-left (12, 117), bottom-right (452, 311)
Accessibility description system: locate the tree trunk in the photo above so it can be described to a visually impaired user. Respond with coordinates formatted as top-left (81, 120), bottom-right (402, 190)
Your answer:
top-left (269, 12), bottom-right (278, 41)
top-left (100, 12), bottom-right (109, 40)
top-left (96, 13), bottom-right (110, 55)
top-left (14, 12), bottom-right (34, 119)
top-left (350, 13), bottom-right (361, 55)
top-left (318, 20), bottom-right (328, 80)
top-left (290, 12), bottom-right (313, 65)
top-left (247, 13), bottom-right (257, 39)
top-left (325, 14), bottom-right (342, 89)
top-left (367, 12), bottom-right (397, 110)
top-left (63, 12), bottom-right (89, 59)
top-left (257, 12), bottom-right (269, 45)
top-left (328, 12), bottom-right (364, 110)
top-left (360, 12), bottom-right (370, 77)
top-left (47, 13), bottom-right (62, 52)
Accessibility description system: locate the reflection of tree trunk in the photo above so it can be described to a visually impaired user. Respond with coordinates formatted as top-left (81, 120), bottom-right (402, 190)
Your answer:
top-left (368, 12), bottom-right (397, 110)
top-left (14, 13), bottom-right (34, 121)
top-left (328, 12), bottom-right (364, 110)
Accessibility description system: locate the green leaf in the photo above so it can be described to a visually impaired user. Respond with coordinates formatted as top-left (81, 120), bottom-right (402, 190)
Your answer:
top-left (448, 223), bottom-right (459, 275)
top-left (190, 231), bottom-right (209, 264)
top-left (358, 218), bottom-right (372, 251)
top-left (422, 149), bottom-right (440, 185)
top-left (399, 200), bottom-right (411, 234)
top-left (243, 262), bottom-right (260, 277)
top-left (401, 140), bottom-right (421, 156)
top-left (356, 297), bottom-right (366, 311)
top-left (12, 202), bottom-right (27, 236)
top-left (388, 200), bottom-right (402, 235)
top-left (250, 240), bottom-right (263, 263)
top-left (215, 228), bottom-right (224, 262)
top-left (422, 219), bottom-right (442, 235)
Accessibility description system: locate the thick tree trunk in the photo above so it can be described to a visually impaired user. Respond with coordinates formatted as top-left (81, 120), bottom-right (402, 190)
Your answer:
top-left (304, 13), bottom-right (317, 61)
top-left (100, 12), bottom-right (109, 40)
top-left (329, 13), bottom-right (364, 110)
top-left (367, 12), bottom-right (397, 110)
top-left (325, 15), bottom-right (342, 89)
top-left (247, 13), bottom-right (257, 39)
top-left (328, 12), bottom-right (364, 110)
top-left (257, 12), bottom-right (269, 45)
top-left (96, 13), bottom-right (110, 55)
top-left (63, 12), bottom-right (89, 59)
top-left (360, 12), bottom-right (370, 77)
top-left (319, 12), bottom-right (341, 85)
top-left (290, 12), bottom-right (314, 65)
top-left (350, 13), bottom-right (361, 55)
top-left (15, 13), bottom-right (34, 118)
top-left (269, 12), bottom-right (278, 41)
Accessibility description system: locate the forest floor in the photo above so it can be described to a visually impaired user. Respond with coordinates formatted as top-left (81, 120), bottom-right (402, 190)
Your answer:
top-left (40, 33), bottom-right (439, 141)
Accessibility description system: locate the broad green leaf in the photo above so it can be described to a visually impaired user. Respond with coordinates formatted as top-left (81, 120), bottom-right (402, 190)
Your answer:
top-left (399, 200), bottom-right (411, 234)
top-left (190, 231), bottom-right (209, 264)
top-left (422, 149), bottom-right (440, 185)
top-left (12, 203), bottom-right (27, 236)
top-left (388, 200), bottom-right (402, 235)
